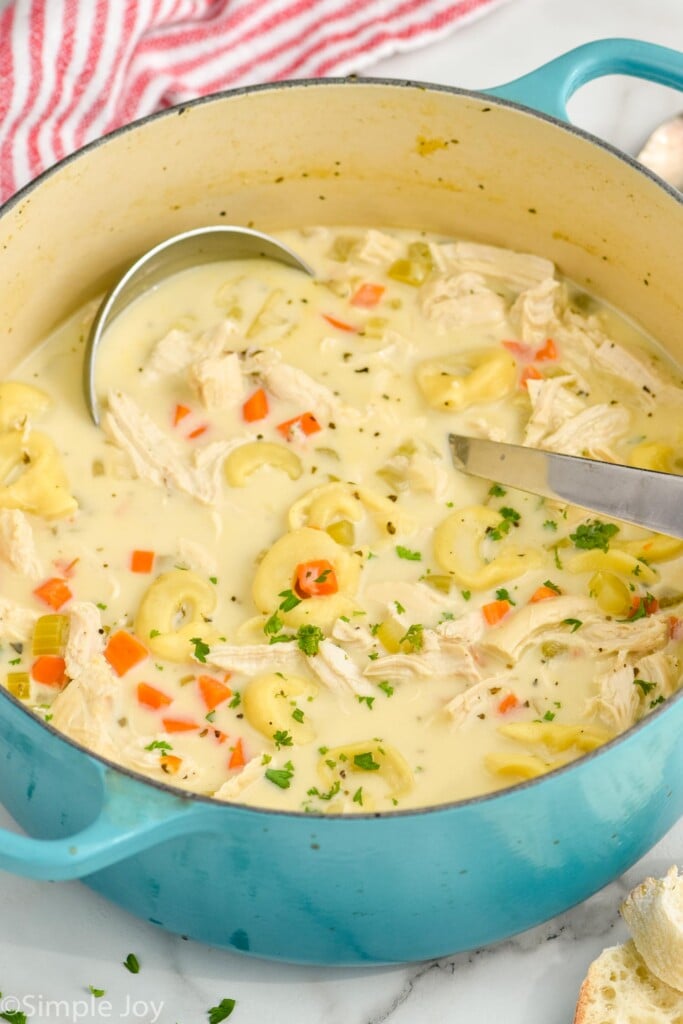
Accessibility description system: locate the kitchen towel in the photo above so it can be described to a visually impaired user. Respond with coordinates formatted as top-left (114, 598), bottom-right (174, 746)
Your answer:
top-left (0, 0), bottom-right (508, 202)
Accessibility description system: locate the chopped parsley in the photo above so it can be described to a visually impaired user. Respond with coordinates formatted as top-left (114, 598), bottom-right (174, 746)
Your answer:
top-left (144, 739), bottom-right (172, 752)
top-left (228, 692), bottom-right (241, 709)
top-left (307, 780), bottom-right (341, 802)
top-left (634, 678), bottom-right (656, 695)
top-left (149, 628), bottom-right (161, 638)
top-left (296, 624), bottom-right (324, 656)
top-left (394, 600), bottom-right (406, 614)
top-left (488, 506), bottom-right (520, 541)
top-left (278, 588), bottom-right (302, 612)
top-left (89, 986), bottom-right (105, 998)
top-left (353, 751), bottom-right (380, 771)
top-left (123, 952), bottom-right (140, 974)
top-left (263, 612), bottom-right (283, 637)
top-left (543, 710), bottom-right (556, 721)
top-left (273, 729), bottom-right (293, 748)
top-left (399, 623), bottom-right (424, 651)
top-left (205, 710), bottom-right (216, 723)
top-left (543, 579), bottom-right (561, 594)
top-left (356, 695), bottom-right (375, 709)
top-left (563, 618), bottom-right (583, 632)
top-left (495, 588), bottom-right (516, 605)
top-left (265, 762), bottom-right (295, 789)
top-left (543, 520), bottom-right (558, 531)
top-left (650, 695), bottom-right (665, 707)
top-left (378, 681), bottom-right (394, 697)
top-left (8, 658), bottom-right (20, 666)
top-left (352, 787), bottom-right (364, 806)
top-left (461, 590), bottom-right (471, 601)
top-left (96, 601), bottom-right (108, 610)
top-left (292, 707), bottom-right (305, 724)
top-left (396, 545), bottom-right (422, 561)
top-left (570, 519), bottom-right (619, 552)
top-left (209, 576), bottom-right (218, 585)
top-left (190, 637), bottom-right (210, 663)
top-left (488, 483), bottom-right (506, 497)
top-left (208, 998), bottom-right (237, 1023)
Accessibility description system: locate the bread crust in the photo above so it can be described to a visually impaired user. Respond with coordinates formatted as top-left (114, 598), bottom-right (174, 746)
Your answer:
top-left (620, 865), bottom-right (683, 992)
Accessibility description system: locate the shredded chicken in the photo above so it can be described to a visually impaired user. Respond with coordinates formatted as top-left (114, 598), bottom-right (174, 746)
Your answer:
top-left (585, 658), bottom-right (640, 732)
top-left (537, 402), bottom-right (630, 461)
top-left (593, 340), bottom-right (683, 409)
top-left (188, 351), bottom-right (244, 410)
top-left (0, 508), bottom-right (42, 578)
top-left (0, 597), bottom-right (38, 643)
top-left (524, 375), bottom-right (588, 447)
top-left (481, 596), bottom-right (598, 662)
top-left (354, 229), bottom-right (404, 265)
top-left (439, 240), bottom-right (555, 289)
top-left (213, 755), bottom-right (265, 800)
top-left (143, 320), bottom-right (239, 382)
top-left (64, 602), bottom-right (105, 679)
top-left (364, 631), bottom-right (480, 683)
top-left (365, 580), bottom-right (455, 625)
top-left (309, 639), bottom-right (375, 697)
top-left (247, 349), bottom-right (360, 423)
top-left (331, 618), bottom-right (376, 651)
top-left (445, 673), bottom-right (518, 727)
top-left (205, 641), bottom-right (302, 674)
top-left (632, 651), bottom-right (681, 698)
top-left (420, 272), bottom-right (506, 329)
top-left (510, 278), bottom-right (561, 347)
top-left (104, 390), bottom-right (236, 504)
top-left (50, 656), bottom-right (124, 761)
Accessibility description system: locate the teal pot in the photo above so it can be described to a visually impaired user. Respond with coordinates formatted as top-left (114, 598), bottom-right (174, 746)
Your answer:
top-left (0, 39), bottom-right (682, 964)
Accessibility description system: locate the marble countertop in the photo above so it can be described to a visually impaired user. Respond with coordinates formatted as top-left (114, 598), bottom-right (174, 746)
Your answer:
top-left (1, 0), bottom-right (682, 1021)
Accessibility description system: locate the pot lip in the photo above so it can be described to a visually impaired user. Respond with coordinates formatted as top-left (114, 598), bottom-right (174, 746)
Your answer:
top-left (1, 74), bottom-right (682, 823)
top-left (2, 75), bottom-right (682, 220)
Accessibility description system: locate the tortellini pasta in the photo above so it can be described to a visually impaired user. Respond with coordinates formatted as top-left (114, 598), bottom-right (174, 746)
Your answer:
top-left (252, 527), bottom-right (362, 629)
top-left (224, 441), bottom-right (302, 487)
top-left (433, 505), bottom-right (542, 589)
top-left (566, 548), bottom-right (658, 584)
top-left (243, 671), bottom-right (318, 744)
top-left (318, 741), bottom-right (413, 801)
top-left (134, 569), bottom-right (217, 661)
top-left (0, 381), bottom-right (51, 431)
top-left (288, 482), bottom-right (415, 536)
top-left (0, 431), bottom-right (77, 518)
top-left (416, 348), bottom-right (517, 411)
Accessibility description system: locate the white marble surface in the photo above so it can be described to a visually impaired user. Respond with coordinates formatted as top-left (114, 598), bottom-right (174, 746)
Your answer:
top-left (1, 1), bottom-right (682, 1021)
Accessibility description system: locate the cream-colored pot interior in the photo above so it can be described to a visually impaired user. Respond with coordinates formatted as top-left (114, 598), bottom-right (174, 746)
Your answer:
top-left (1, 80), bottom-right (681, 369)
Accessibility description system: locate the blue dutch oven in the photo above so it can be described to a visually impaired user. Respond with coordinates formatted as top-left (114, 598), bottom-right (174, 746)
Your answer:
top-left (0, 39), bottom-right (681, 965)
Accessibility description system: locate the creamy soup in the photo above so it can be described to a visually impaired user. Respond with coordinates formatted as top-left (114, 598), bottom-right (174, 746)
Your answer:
top-left (1, 227), bottom-right (682, 814)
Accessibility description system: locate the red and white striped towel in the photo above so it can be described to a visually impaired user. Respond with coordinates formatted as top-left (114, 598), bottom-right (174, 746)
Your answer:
top-left (0, 0), bottom-right (506, 203)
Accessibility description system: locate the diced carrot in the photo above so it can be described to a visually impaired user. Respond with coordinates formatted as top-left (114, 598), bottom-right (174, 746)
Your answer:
top-left (33, 577), bottom-right (73, 611)
top-left (482, 599), bottom-right (512, 626)
top-left (104, 630), bottom-right (148, 676)
top-left (137, 682), bottom-right (172, 709)
top-left (502, 340), bottom-right (534, 360)
top-left (629, 594), bottom-right (659, 618)
top-left (519, 365), bottom-right (543, 388)
top-left (242, 387), bottom-right (269, 422)
top-left (162, 717), bottom-right (200, 733)
top-left (276, 412), bottom-right (322, 441)
top-left (173, 403), bottom-right (191, 426)
top-left (187, 424), bottom-right (208, 440)
top-left (130, 549), bottom-right (155, 574)
top-left (530, 585), bottom-right (560, 603)
top-left (322, 313), bottom-right (356, 332)
top-left (31, 655), bottom-right (67, 688)
top-left (498, 693), bottom-right (519, 714)
top-left (294, 559), bottom-right (339, 598)
top-left (350, 283), bottom-right (385, 308)
top-left (229, 737), bottom-right (246, 770)
top-left (160, 754), bottom-right (183, 775)
top-left (535, 338), bottom-right (558, 361)
top-left (198, 674), bottom-right (232, 710)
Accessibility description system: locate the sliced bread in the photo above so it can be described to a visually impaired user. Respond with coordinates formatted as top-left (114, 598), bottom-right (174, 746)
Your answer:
top-left (573, 938), bottom-right (683, 1024)
top-left (621, 865), bottom-right (683, 992)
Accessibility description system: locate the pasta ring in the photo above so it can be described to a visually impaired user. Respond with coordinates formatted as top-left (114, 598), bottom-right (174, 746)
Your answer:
top-left (433, 505), bottom-right (542, 589)
top-left (243, 671), bottom-right (318, 744)
top-left (224, 441), bottom-right (302, 487)
top-left (135, 569), bottom-right (217, 662)
top-left (416, 348), bottom-right (517, 412)
top-left (0, 430), bottom-right (77, 519)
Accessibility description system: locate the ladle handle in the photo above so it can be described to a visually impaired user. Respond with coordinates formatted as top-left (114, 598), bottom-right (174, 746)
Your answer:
top-left (486, 38), bottom-right (683, 123)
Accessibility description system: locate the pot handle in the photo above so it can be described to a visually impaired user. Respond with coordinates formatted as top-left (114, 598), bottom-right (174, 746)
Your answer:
top-left (486, 38), bottom-right (683, 122)
top-left (0, 767), bottom-right (218, 881)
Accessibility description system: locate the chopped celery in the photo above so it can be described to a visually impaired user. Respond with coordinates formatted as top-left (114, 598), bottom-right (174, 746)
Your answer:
top-left (540, 641), bottom-right (567, 659)
top-left (657, 591), bottom-right (683, 609)
top-left (7, 671), bottom-right (30, 699)
top-left (328, 236), bottom-right (358, 262)
top-left (388, 258), bottom-right (427, 287)
top-left (32, 614), bottom-right (70, 656)
top-left (325, 520), bottom-right (355, 546)
top-left (361, 317), bottom-right (388, 338)
top-left (376, 620), bottom-right (404, 654)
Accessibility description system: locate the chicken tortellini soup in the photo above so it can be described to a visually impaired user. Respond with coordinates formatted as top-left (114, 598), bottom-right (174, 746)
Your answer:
top-left (1, 227), bottom-right (682, 813)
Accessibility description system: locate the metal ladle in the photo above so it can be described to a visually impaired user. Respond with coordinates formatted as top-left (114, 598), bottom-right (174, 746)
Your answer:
top-left (83, 225), bottom-right (314, 425)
